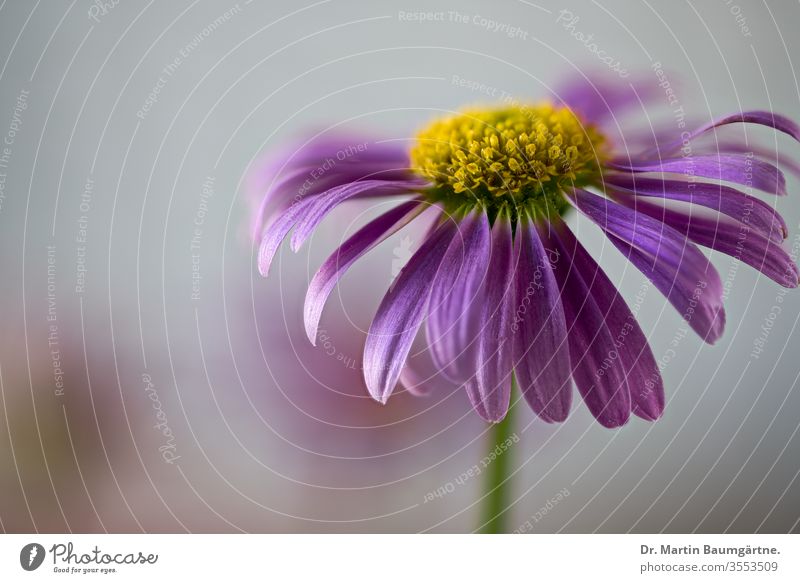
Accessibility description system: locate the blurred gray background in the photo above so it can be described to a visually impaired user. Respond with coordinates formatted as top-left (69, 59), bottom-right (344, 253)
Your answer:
top-left (0, 0), bottom-right (798, 533)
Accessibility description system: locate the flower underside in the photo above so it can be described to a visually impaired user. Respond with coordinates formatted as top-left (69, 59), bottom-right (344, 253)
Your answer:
top-left (410, 103), bottom-right (609, 218)
top-left (253, 68), bottom-right (800, 428)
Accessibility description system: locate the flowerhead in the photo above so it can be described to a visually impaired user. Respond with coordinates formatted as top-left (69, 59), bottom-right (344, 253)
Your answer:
top-left (252, 72), bottom-right (800, 427)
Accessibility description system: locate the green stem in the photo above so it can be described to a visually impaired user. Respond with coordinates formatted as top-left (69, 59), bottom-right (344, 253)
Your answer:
top-left (480, 392), bottom-right (514, 534)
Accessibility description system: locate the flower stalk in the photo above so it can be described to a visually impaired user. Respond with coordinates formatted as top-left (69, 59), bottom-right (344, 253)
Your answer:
top-left (480, 387), bottom-right (515, 534)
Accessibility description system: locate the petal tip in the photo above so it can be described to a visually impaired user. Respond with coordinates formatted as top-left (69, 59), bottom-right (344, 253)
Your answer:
top-left (407, 389), bottom-right (430, 398)
top-left (303, 305), bottom-right (320, 345)
top-left (703, 312), bottom-right (727, 345)
top-left (365, 386), bottom-right (388, 405)
top-left (540, 409), bottom-right (569, 424)
top-left (784, 264), bottom-right (800, 288)
top-left (484, 405), bottom-right (510, 424)
top-left (257, 241), bottom-right (276, 277)
top-left (597, 413), bottom-right (631, 429)
top-left (633, 406), bottom-right (663, 423)
top-left (289, 233), bottom-right (304, 253)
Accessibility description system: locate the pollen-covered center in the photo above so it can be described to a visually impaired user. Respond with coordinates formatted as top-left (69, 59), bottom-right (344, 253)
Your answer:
top-left (410, 103), bottom-right (607, 203)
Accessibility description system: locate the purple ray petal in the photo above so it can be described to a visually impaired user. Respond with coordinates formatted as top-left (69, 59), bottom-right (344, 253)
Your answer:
top-left (645, 110), bottom-right (800, 158)
top-left (604, 173), bottom-right (787, 242)
top-left (399, 344), bottom-right (458, 397)
top-left (289, 179), bottom-right (426, 251)
top-left (570, 189), bottom-right (726, 343)
top-left (546, 218), bottom-right (663, 421)
top-left (538, 220), bottom-right (632, 428)
top-left (257, 196), bottom-right (316, 276)
top-left (251, 134), bottom-right (413, 201)
top-left (263, 162), bottom-right (420, 220)
top-left (612, 192), bottom-right (800, 289)
top-left (463, 212), bottom-right (515, 422)
top-left (511, 216), bottom-right (573, 423)
top-left (399, 362), bottom-right (433, 397)
top-left (250, 134), bottom-right (424, 238)
top-left (257, 179), bottom-right (424, 277)
top-left (398, 363), bottom-right (431, 397)
top-left (624, 126), bottom-right (800, 179)
top-left (426, 209), bottom-right (490, 383)
top-left (609, 154), bottom-right (787, 196)
top-left (713, 140), bottom-right (800, 180)
top-left (304, 200), bottom-right (429, 344)
top-left (363, 218), bottom-right (457, 404)
top-left (555, 71), bottom-right (663, 123)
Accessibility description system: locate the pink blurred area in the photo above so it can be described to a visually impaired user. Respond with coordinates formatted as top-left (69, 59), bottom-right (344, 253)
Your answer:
top-left (0, 201), bottom-right (493, 533)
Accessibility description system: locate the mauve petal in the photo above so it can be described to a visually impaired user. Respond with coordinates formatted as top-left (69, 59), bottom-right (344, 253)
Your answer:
top-left (570, 189), bottom-right (726, 344)
top-left (511, 217), bottom-right (572, 423)
top-left (257, 197), bottom-right (315, 276)
top-left (555, 71), bottom-right (662, 122)
top-left (538, 220), bottom-right (631, 428)
top-left (713, 140), bottom-right (800, 180)
top-left (251, 134), bottom-right (412, 199)
top-left (363, 218), bottom-right (457, 404)
top-left (426, 209), bottom-right (490, 383)
top-left (612, 192), bottom-right (800, 289)
top-left (463, 212), bottom-right (515, 422)
top-left (257, 179), bottom-right (418, 277)
top-left (289, 179), bottom-right (426, 251)
top-left (250, 135), bottom-right (418, 238)
top-left (648, 111), bottom-right (800, 157)
top-left (304, 200), bottom-right (428, 344)
top-left (609, 154), bottom-right (787, 196)
top-left (399, 364), bottom-right (432, 397)
top-left (399, 344), bottom-right (458, 397)
top-left (251, 163), bottom-right (337, 238)
top-left (604, 174), bottom-right (787, 242)
top-left (548, 218), bottom-right (664, 421)
top-left (257, 177), bottom-right (424, 277)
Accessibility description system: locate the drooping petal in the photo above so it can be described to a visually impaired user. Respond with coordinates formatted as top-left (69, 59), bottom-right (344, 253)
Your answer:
top-left (257, 196), bottom-right (315, 276)
top-left (537, 220), bottom-right (631, 428)
top-left (257, 179), bottom-right (423, 277)
top-left (604, 173), bottom-right (787, 242)
top-left (463, 211), bottom-right (515, 422)
top-left (426, 209), bottom-right (490, 382)
top-left (289, 179), bottom-right (427, 251)
top-left (713, 140), bottom-right (800, 180)
top-left (250, 135), bottom-right (419, 238)
top-left (399, 359), bottom-right (433, 397)
top-left (258, 181), bottom-right (422, 277)
top-left (304, 200), bottom-right (429, 344)
top-left (544, 218), bottom-right (663, 421)
top-left (612, 192), bottom-right (800, 289)
top-left (609, 154), bottom-right (787, 196)
top-left (363, 218), bottom-right (457, 404)
top-left (648, 110), bottom-right (800, 157)
top-left (510, 216), bottom-right (572, 423)
top-left (570, 188), bottom-right (725, 344)
top-left (250, 134), bottom-right (414, 205)
top-left (398, 343), bottom-right (458, 397)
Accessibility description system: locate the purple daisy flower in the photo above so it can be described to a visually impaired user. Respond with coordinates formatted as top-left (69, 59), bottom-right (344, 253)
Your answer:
top-left (253, 73), bottom-right (800, 428)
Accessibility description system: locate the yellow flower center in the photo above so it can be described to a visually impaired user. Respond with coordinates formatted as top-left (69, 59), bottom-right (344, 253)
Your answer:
top-left (410, 103), bottom-right (608, 212)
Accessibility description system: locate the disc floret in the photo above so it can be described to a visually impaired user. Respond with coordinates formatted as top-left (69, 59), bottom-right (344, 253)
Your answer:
top-left (410, 103), bottom-right (608, 215)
